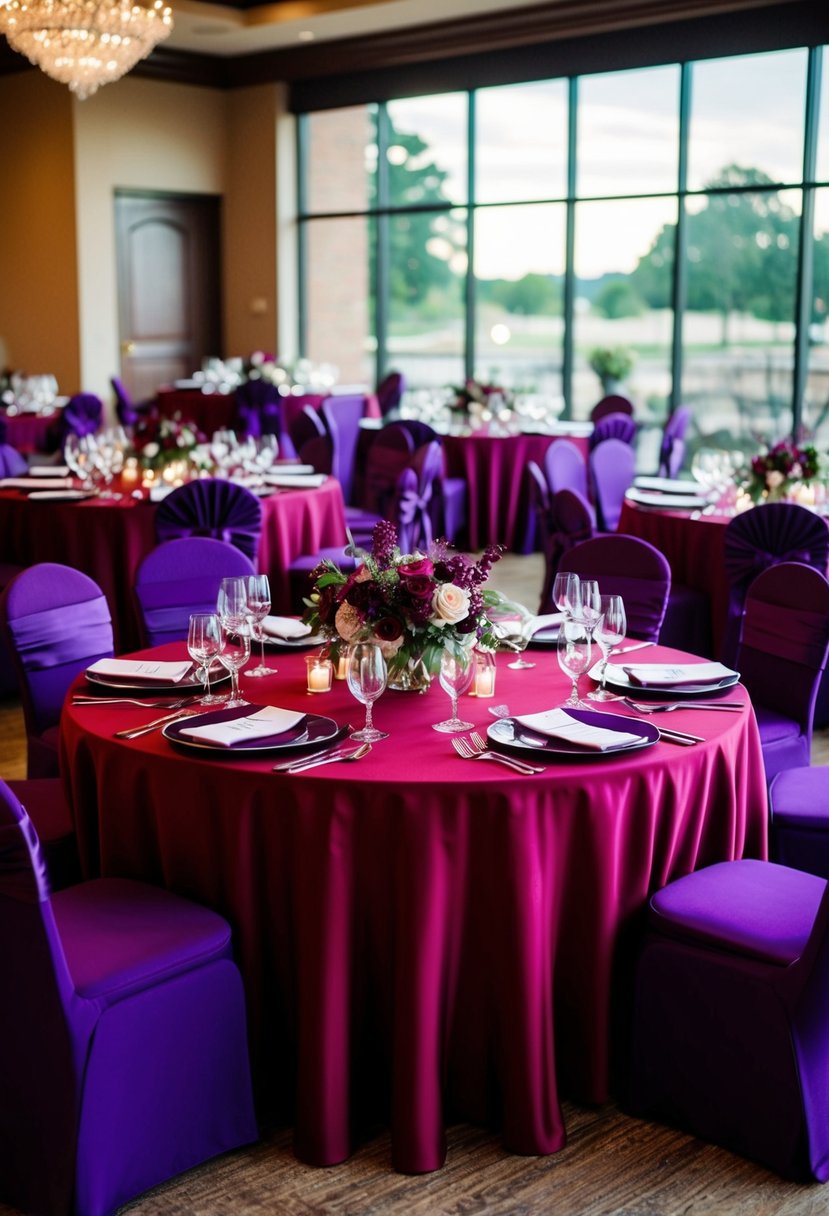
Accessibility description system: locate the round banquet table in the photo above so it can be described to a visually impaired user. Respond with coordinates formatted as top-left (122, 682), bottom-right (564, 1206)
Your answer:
top-left (0, 477), bottom-right (347, 651)
top-left (60, 640), bottom-right (768, 1174)
top-left (1, 408), bottom-right (59, 453)
top-left (157, 387), bottom-right (381, 437)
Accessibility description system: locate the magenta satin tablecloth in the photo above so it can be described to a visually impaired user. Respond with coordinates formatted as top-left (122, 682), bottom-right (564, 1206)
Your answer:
top-left (60, 642), bottom-right (767, 1173)
top-left (2, 409), bottom-right (58, 453)
top-left (0, 478), bottom-right (347, 649)
top-left (157, 388), bottom-right (381, 436)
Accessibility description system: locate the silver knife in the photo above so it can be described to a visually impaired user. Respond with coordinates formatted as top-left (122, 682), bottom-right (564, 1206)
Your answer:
top-left (278, 745), bottom-right (368, 774)
top-left (611, 640), bottom-right (655, 655)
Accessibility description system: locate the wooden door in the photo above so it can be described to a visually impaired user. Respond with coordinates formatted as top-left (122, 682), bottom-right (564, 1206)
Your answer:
top-left (115, 192), bottom-right (222, 401)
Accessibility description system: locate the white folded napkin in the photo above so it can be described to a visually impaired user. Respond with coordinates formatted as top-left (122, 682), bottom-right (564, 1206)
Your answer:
top-left (515, 707), bottom-right (641, 751)
top-left (261, 616), bottom-right (313, 641)
top-left (265, 473), bottom-right (328, 488)
top-left (528, 612), bottom-right (563, 636)
top-left (0, 477), bottom-right (75, 491)
top-left (179, 705), bottom-right (305, 747)
top-left (87, 658), bottom-right (193, 684)
top-left (28, 490), bottom-right (94, 501)
top-left (623, 661), bottom-right (736, 688)
top-left (28, 465), bottom-right (71, 477)
top-left (264, 464), bottom-right (316, 479)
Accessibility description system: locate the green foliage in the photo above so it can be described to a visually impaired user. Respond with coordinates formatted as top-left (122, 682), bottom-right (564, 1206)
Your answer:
top-left (594, 278), bottom-right (645, 319)
top-left (588, 346), bottom-right (635, 381)
top-left (482, 273), bottom-right (562, 316)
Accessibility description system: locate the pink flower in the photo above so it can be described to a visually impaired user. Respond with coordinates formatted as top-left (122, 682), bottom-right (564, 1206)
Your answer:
top-left (399, 558), bottom-right (434, 578)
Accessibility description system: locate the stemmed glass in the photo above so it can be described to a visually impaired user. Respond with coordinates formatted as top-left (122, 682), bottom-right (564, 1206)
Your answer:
top-left (346, 642), bottom-right (389, 742)
top-left (64, 433), bottom-right (98, 490)
top-left (578, 579), bottom-right (603, 641)
top-left (488, 598), bottom-right (537, 669)
top-left (432, 647), bottom-right (475, 733)
top-left (244, 574), bottom-right (273, 678)
top-left (552, 571), bottom-right (581, 619)
top-left (216, 577), bottom-right (250, 707)
top-left (588, 595), bottom-right (627, 702)
top-left (557, 617), bottom-right (592, 709)
top-left (187, 612), bottom-right (225, 705)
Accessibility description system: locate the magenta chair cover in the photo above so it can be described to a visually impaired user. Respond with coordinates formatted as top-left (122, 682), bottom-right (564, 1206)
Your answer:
top-left (560, 534), bottom-right (670, 642)
top-left (376, 370), bottom-right (406, 416)
top-left (722, 501), bottom-right (829, 668)
top-left (393, 441), bottom-right (442, 554)
top-left (288, 402), bottom-right (326, 453)
top-left (0, 777), bottom-right (257, 1216)
top-left (629, 858), bottom-right (829, 1181)
top-left (770, 767), bottom-right (829, 879)
top-left (0, 442), bottom-right (29, 478)
top-left (590, 393), bottom-right (634, 423)
top-left (589, 411), bottom-right (637, 451)
top-left (544, 440), bottom-right (595, 526)
top-left (49, 393), bottom-right (102, 451)
top-left (135, 537), bottom-right (256, 647)
top-left (589, 437), bottom-right (636, 531)
top-left (155, 478), bottom-right (263, 563)
top-left (736, 562), bottom-right (829, 782)
top-left (322, 394), bottom-right (366, 505)
top-left (0, 563), bottom-right (114, 778)
top-left (658, 406), bottom-right (691, 478)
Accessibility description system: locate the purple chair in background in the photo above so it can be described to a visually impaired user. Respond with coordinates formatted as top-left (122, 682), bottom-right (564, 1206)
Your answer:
top-left (376, 370), bottom-right (406, 416)
top-left (155, 478), bottom-right (263, 564)
top-left (590, 394), bottom-right (634, 423)
top-left (363, 424), bottom-right (416, 515)
top-left (391, 421), bottom-right (466, 542)
top-left (0, 777), bottom-right (258, 1216)
top-left (559, 534), bottom-right (671, 642)
top-left (0, 563), bottom-right (113, 778)
top-left (545, 440), bottom-right (595, 526)
top-left (0, 416), bottom-right (5, 444)
top-left (525, 461), bottom-right (555, 610)
top-left (6, 777), bottom-right (80, 891)
top-left (0, 442), bottom-right (29, 478)
top-left (770, 767), bottom-right (829, 879)
top-left (234, 381), bottom-right (296, 456)
top-left (722, 502), bottom-right (829, 668)
top-left (629, 858), bottom-right (829, 1181)
top-left (135, 537), bottom-right (256, 647)
top-left (658, 406), bottom-right (691, 478)
top-left (110, 376), bottom-right (157, 429)
top-left (589, 436), bottom-right (636, 531)
top-left (588, 411), bottom-right (637, 452)
top-left (322, 393), bottom-right (367, 505)
top-left (735, 562), bottom-right (829, 783)
top-left (288, 402), bottom-right (326, 454)
top-left (48, 393), bottom-right (103, 451)
top-left (394, 440), bottom-right (442, 554)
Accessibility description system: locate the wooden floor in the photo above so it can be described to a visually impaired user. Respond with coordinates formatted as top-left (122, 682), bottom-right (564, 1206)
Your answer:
top-left (2, 553), bottom-right (829, 1215)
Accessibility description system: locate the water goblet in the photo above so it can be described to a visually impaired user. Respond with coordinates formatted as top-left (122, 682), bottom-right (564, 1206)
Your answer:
top-left (432, 647), bottom-right (475, 733)
top-left (346, 642), bottom-right (389, 742)
top-left (187, 612), bottom-right (225, 705)
top-left (244, 574), bottom-right (273, 678)
top-left (488, 598), bottom-right (537, 669)
top-left (552, 571), bottom-right (581, 619)
top-left (216, 576), bottom-right (248, 623)
top-left (217, 617), bottom-right (251, 708)
top-left (578, 579), bottom-right (602, 640)
top-left (587, 595), bottom-right (627, 702)
top-left (557, 617), bottom-right (592, 708)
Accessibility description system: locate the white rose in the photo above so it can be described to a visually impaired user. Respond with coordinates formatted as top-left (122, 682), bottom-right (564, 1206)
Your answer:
top-left (335, 602), bottom-right (363, 642)
top-left (431, 583), bottom-right (471, 627)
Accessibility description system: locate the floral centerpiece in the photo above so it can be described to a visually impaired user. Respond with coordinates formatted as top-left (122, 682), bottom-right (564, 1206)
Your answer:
top-left (743, 439), bottom-right (821, 503)
top-left (303, 521), bottom-right (503, 687)
top-left (449, 378), bottom-right (513, 415)
top-left (131, 411), bottom-right (203, 472)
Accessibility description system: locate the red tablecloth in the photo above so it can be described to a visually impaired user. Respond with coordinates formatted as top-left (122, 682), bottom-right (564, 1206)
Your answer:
top-left (60, 642), bottom-right (767, 1173)
top-left (0, 478), bottom-right (347, 650)
top-left (2, 409), bottom-right (58, 453)
top-left (157, 388), bottom-right (380, 437)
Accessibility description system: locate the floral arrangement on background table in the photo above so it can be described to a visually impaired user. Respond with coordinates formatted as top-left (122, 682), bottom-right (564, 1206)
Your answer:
top-left (303, 521), bottom-right (503, 688)
top-left (449, 378), bottom-right (513, 416)
top-left (742, 439), bottom-right (822, 504)
top-left (193, 352), bottom-right (339, 396)
top-left (131, 411), bottom-right (203, 472)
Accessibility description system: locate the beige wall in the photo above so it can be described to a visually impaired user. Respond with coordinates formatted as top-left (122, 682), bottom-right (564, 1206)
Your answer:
top-left (0, 72), bottom-right (80, 393)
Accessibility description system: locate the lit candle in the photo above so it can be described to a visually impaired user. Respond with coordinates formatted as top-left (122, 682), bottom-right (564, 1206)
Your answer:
top-left (121, 458), bottom-right (139, 486)
top-left (335, 653), bottom-right (348, 680)
top-left (473, 650), bottom-right (496, 698)
top-left (306, 656), bottom-right (333, 693)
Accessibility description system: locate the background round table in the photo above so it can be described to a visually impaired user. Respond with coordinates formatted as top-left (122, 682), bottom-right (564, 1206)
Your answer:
top-left (1, 408), bottom-right (59, 454)
top-left (60, 641), bottom-right (767, 1174)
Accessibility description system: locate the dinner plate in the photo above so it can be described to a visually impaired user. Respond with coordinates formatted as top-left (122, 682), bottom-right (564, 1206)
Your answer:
top-left (633, 476), bottom-right (705, 495)
top-left (162, 707), bottom-right (340, 754)
top-left (487, 709), bottom-right (659, 760)
top-left (261, 631), bottom-right (326, 650)
top-left (526, 626), bottom-right (560, 649)
top-left (625, 488), bottom-right (710, 510)
top-left (85, 665), bottom-right (230, 696)
top-left (590, 661), bottom-right (740, 699)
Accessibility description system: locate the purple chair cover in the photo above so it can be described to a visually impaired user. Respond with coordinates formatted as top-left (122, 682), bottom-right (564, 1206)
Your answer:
top-left (544, 440), bottom-right (595, 527)
top-left (288, 545), bottom-right (359, 614)
top-left (363, 424), bottom-right (415, 515)
top-left (322, 394), bottom-right (367, 506)
top-left (394, 441), bottom-right (442, 554)
top-left (589, 411), bottom-right (637, 452)
top-left (590, 394), bottom-right (634, 423)
top-left (288, 403), bottom-right (326, 453)
top-left (525, 461), bottom-right (554, 609)
top-left (0, 416), bottom-right (6, 444)
top-left (736, 562), bottom-right (829, 782)
top-left (559, 535), bottom-right (670, 642)
top-left (6, 778), bottom-right (80, 891)
top-left (629, 857), bottom-right (829, 1181)
top-left (234, 381), bottom-right (297, 456)
top-left (155, 478), bottom-right (263, 563)
top-left (589, 437), bottom-right (636, 531)
top-left (49, 393), bottom-right (102, 451)
top-left (0, 777), bottom-right (257, 1216)
top-left (396, 419), bottom-right (439, 449)
top-left (0, 563), bottom-right (114, 778)
top-left (110, 377), bottom-right (157, 429)
top-left (722, 502), bottom-right (829, 668)
top-left (135, 537), bottom-right (256, 647)
top-left (0, 442), bottom-right (29, 478)
top-left (770, 767), bottom-right (829, 879)
top-left (298, 433), bottom-right (333, 473)
top-left (376, 370), bottom-right (406, 416)
top-left (658, 406), bottom-right (691, 478)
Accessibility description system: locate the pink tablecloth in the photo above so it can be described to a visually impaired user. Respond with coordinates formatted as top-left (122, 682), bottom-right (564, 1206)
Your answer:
top-left (157, 388), bottom-right (380, 438)
top-left (60, 642), bottom-right (767, 1173)
top-left (2, 409), bottom-right (58, 453)
top-left (0, 478), bottom-right (347, 650)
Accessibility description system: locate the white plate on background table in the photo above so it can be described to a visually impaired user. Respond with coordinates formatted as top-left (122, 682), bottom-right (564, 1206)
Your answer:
top-left (487, 710), bottom-right (659, 761)
top-left (163, 707), bottom-right (341, 755)
top-left (261, 631), bottom-right (326, 650)
top-left (590, 661), bottom-right (740, 699)
top-left (624, 488), bottom-right (710, 511)
top-left (85, 665), bottom-right (230, 696)
top-left (633, 476), bottom-right (706, 496)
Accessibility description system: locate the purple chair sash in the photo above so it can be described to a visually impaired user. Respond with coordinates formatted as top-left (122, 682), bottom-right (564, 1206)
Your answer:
top-left (589, 412), bottom-right (637, 450)
top-left (0, 443), bottom-right (29, 478)
top-left (396, 467), bottom-right (433, 553)
top-left (155, 480), bottom-right (263, 563)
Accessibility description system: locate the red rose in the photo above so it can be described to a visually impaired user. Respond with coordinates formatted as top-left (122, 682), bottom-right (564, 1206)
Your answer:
top-left (399, 558), bottom-right (434, 578)
top-left (403, 574), bottom-right (435, 599)
top-left (373, 616), bottom-right (403, 642)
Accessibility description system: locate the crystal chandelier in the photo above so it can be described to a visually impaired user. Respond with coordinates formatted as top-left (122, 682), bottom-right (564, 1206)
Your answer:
top-left (0, 0), bottom-right (174, 100)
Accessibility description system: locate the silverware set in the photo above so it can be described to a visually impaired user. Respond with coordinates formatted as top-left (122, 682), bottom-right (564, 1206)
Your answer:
top-left (72, 695), bottom-right (192, 710)
top-left (622, 698), bottom-right (744, 714)
top-left (452, 732), bottom-right (543, 775)
top-left (273, 741), bottom-right (370, 773)
top-left (113, 708), bottom-right (204, 739)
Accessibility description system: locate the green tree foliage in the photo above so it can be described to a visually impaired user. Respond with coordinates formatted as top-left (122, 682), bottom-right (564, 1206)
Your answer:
top-left (481, 273), bottom-right (562, 316)
top-left (594, 277), bottom-right (645, 319)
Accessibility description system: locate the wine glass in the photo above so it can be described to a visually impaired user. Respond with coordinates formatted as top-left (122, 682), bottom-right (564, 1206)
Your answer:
top-left (187, 612), bottom-right (225, 705)
top-left (216, 618), bottom-right (251, 708)
top-left (588, 595), bottom-right (627, 702)
top-left (578, 579), bottom-right (602, 640)
top-left (64, 433), bottom-right (97, 490)
top-left (244, 574), bottom-right (273, 678)
top-left (552, 571), bottom-right (581, 619)
top-left (557, 617), bottom-right (592, 709)
top-left (488, 598), bottom-right (537, 669)
top-left (216, 576), bottom-right (248, 623)
top-left (346, 642), bottom-right (389, 742)
top-left (432, 647), bottom-right (475, 733)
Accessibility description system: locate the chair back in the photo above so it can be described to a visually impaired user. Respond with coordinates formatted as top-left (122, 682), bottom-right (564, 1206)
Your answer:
top-left (155, 478), bottom-right (263, 563)
top-left (545, 439), bottom-right (590, 502)
top-left (658, 406), bottom-right (691, 478)
top-left (0, 417), bottom-right (6, 445)
top-left (559, 534), bottom-right (671, 641)
top-left (288, 403), bottom-right (326, 453)
top-left (590, 394), bottom-right (634, 423)
top-left (298, 433), bottom-right (334, 473)
top-left (135, 538), bottom-right (256, 647)
top-left (233, 380), bottom-right (284, 442)
top-left (589, 411), bottom-right (637, 451)
top-left (363, 424), bottom-right (416, 515)
top-left (0, 443), bottom-right (28, 478)
top-left (0, 564), bottom-right (113, 737)
top-left (393, 441), bottom-right (442, 553)
top-left (737, 562), bottom-right (829, 739)
top-left (589, 436), bottom-right (636, 531)
top-left (396, 418), bottom-right (440, 449)
top-left (376, 371), bottom-right (406, 416)
top-left (321, 394), bottom-right (366, 505)
top-left (722, 502), bottom-right (829, 667)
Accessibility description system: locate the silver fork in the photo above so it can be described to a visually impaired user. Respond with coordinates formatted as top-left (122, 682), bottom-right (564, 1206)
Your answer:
top-left (452, 735), bottom-right (543, 775)
top-left (622, 698), bottom-right (744, 714)
top-left (114, 708), bottom-right (203, 739)
top-left (72, 695), bottom-right (192, 709)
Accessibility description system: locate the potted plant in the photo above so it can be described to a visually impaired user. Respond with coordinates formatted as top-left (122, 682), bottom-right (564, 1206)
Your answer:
top-left (588, 346), bottom-right (635, 395)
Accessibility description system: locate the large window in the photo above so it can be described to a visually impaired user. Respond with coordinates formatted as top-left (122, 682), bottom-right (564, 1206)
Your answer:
top-left (299, 44), bottom-right (827, 446)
